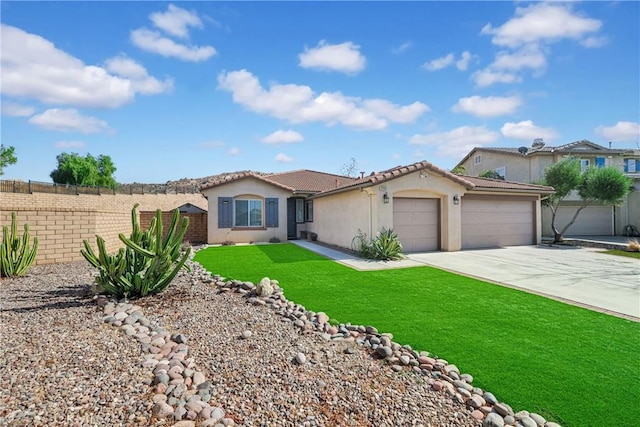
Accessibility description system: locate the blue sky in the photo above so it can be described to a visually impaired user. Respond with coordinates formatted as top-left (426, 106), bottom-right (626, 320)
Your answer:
top-left (1, 1), bottom-right (639, 184)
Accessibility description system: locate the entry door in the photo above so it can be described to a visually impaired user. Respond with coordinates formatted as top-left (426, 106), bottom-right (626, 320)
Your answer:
top-left (286, 199), bottom-right (297, 239)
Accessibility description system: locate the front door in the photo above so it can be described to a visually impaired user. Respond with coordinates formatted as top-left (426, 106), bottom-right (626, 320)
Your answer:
top-left (287, 198), bottom-right (297, 239)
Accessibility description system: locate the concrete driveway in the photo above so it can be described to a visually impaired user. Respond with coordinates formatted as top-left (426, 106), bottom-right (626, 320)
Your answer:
top-left (407, 246), bottom-right (640, 320)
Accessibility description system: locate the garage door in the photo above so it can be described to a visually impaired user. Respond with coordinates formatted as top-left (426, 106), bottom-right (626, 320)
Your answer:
top-left (393, 198), bottom-right (440, 252)
top-left (462, 196), bottom-right (535, 249)
top-left (542, 205), bottom-right (613, 236)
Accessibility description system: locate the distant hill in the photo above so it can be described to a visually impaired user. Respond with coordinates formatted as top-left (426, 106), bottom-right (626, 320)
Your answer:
top-left (129, 170), bottom-right (268, 193)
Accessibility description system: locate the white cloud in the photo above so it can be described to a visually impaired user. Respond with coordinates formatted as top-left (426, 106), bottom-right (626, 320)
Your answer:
top-left (261, 130), bottom-right (304, 144)
top-left (217, 69), bottom-right (429, 131)
top-left (1, 101), bottom-right (35, 117)
top-left (131, 28), bottom-right (216, 62)
top-left (228, 147), bottom-right (240, 156)
top-left (501, 120), bottom-right (558, 141)
top-left (409, 125), bottom-right (500, 158)
top-left (456, 51), bottom-right (472, 71)
top-left (54, 140), bottom-right (86, 149)
top-left (422, 53), bottom-right (454, 71)
top-left (1, 24), bottom-right (170, 108)
top-left (580, 36), bottom-right (608, 48)
top-left (595, 121), bottom-right (640, 142)
top-left (492, 45), bottom-right (547, 71)
top-left (28, 109), bottom-right (112, 134)
top-left (104, 56), bottom-right (173, 94)
top-left (275, 153), bottom-right (294, 163)
top-left (472, 69), bottom-right (522, 88)
top-left (452, 96), bottom-right (522, 118)
top-left (391, 42), bottom-right (412, 54)
top-left (150, 4), bottom-right (203, 38)
top-left (481, 3), bottom-right (602, 48)
top-left (298, 40), bottom-right (366, 74)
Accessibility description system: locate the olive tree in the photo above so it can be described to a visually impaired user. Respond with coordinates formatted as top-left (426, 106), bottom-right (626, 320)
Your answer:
top-left (542, 158), bottom-right (631, 243)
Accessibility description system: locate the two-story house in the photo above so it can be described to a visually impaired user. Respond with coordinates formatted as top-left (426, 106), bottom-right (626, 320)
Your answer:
top-left (455, 139), bottom-right (640, 237)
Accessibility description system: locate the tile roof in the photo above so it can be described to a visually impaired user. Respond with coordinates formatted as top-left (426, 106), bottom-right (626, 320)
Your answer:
top-left (314, 161), bottom-right (476, 197)
top-left (200, 170), bottom-right (357, 193)
top-left (200, 161), bottom-right (554, 196)
top-left (267, 170), bottom-right (358, 193)
top-left (461, 176), bottom-right (554, 193)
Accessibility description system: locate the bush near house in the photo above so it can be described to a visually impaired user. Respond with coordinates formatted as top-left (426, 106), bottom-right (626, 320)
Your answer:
top-left (352, 228), bottom-right (403, 260)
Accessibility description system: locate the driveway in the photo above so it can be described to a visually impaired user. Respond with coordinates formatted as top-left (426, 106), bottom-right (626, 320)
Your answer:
top-left (292, 240), bottom-right (639, 320)
top-left (407, 246), bottom-right (640, 320)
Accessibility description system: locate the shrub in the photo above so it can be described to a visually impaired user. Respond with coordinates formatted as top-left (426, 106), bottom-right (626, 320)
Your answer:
top-left (81, 204), bottom-right (190, 299)
top-left (1, 212), bottom-right (39, 277)
top-left (269, 237), bottom-right (281, 243)
top-left (627, 239), bottom-right (640, 252)
top-left (351, 228), bottom-right (403, 261)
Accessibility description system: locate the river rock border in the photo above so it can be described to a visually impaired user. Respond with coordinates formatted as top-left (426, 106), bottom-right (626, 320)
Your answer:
top-left (97, 260), bottom-right (562, 427)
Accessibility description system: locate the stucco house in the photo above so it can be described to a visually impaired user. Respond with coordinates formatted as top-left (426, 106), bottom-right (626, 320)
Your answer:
top-left (200, 161), bottom-right (554, 252)
top-left (455, 140), bottom-right (640, 236)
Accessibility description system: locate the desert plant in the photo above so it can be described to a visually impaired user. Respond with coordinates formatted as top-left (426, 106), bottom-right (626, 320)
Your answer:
top-left (1, 212), bottom-right (39, 277)
top-left (269, 236), bottom-right (281, 243)
top-left (627, 239), bottom-right (640, 252)
top-left (81, 204), bottom-right (190, 298)
top-left (351, 228), bottom-right (403, 261)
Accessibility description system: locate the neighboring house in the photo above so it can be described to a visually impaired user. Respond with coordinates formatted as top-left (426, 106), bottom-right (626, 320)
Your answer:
top-left (200, 161), bottom-right (554, 252)
top-left (455, 139), bottom-right (640, 236)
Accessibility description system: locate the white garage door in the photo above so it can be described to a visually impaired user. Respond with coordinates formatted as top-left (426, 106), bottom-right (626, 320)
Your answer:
top-left (462, 196), bottom-right (535, 249)
top-left (393, 198), bottom-right (440, 252)
top-left (542, 205), bottom-right (613, 236)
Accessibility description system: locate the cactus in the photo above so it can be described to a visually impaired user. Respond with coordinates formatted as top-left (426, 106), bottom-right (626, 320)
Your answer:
top-left (81, 204), bottom-right (190, 298)
top-left (1, 212), bottom-right (39, 277)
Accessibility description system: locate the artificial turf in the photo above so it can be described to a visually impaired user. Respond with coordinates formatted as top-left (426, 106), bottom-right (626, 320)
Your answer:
top-left (601, 249), bottom-right (640, 259)
top-left (194, 243), bottom-right (640, 427)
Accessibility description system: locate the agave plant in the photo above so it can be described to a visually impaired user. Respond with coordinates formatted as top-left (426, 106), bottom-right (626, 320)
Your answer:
top-left (1, 212), bottom-right (39, 277)
top-left (81, 204), bottom-right (190, 298)
top-left (351, 227), bottom-right (403, 261)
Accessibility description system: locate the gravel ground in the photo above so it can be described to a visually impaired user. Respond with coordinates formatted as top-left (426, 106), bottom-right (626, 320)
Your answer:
top-left (0, 260), bottom-right (482, 427)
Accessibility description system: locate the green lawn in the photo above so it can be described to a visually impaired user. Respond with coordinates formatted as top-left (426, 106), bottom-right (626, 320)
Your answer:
top-left (601, 249), bottom-right (640, 259)
top-left (194, 243), bottom-right (640, 427)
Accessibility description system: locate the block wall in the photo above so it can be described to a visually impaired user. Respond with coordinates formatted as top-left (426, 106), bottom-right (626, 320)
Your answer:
top-left (139, 211), bottom-right (207, 244)
top-left (0, 192), bottom-right (206, 265)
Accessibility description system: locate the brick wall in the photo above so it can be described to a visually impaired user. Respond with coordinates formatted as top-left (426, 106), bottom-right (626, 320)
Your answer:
top-left (1, 192), bottom-right (207, 265)
top-left (139, 211), bottom-right (207, 244)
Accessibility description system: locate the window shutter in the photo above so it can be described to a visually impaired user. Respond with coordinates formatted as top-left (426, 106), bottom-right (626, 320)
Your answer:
top-left (595, 157), bottom-right (605, 168)
top-left (265, 198), bottom-right (279, 228)
top-left (218, 197), bottom-right (233, 228)
top-left (624, 159), bottom-right (629, 172)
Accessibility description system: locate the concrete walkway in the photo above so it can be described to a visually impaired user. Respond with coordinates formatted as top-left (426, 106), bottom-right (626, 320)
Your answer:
top-left (291, 240), bottom-right (640, 321)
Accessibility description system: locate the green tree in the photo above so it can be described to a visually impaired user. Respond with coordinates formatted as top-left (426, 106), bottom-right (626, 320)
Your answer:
top-left (479, 169), bottom-right (504, 180)
top-left (542, 158), bottom-right (631, 243)
top-left (450, 165), bottom-right (466, 174)
top-left (50, 152), bottom-right (117, 188)
top-left (0, 145), bottom-right (17, 176)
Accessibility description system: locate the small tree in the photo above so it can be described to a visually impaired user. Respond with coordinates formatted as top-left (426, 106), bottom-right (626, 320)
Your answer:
top-left (50, 152), bottom-right (118, 188)
top-left (542, 158), bottom-right (631, 243)
top-left (451, 165), bottom-right (466, 174)
top-left (339, 157), bottom-right (359, 178)
top-left (0, 145), bottom-right (17, 175)
top-left (479, 169), bottom-right (504, 180)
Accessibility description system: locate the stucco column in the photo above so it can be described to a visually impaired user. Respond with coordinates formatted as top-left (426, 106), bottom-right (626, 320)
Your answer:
top-left (444, 195), bottom-right (462, 251)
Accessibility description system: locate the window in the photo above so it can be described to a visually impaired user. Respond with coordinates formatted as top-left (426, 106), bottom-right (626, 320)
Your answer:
top-left (295, 199), bottom-right (304, 223)
top-left (625, 159), bottom-right (637, 173)
top-left (234, 199), bottom-right (262, 227)
top-left (494, 166), bottom-right (506, 179)
top-left (474, 154), bottom-right (482, 165)
top-left (580, 159), bottom-right (590, 173)
top-left (305, 200), bottom-right (314, 222)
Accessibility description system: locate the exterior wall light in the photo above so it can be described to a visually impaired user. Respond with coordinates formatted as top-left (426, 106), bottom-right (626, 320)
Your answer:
top-left (453, 195), bottom-right (460, 205)
top-left (383, 192), bottom-right (390, 204)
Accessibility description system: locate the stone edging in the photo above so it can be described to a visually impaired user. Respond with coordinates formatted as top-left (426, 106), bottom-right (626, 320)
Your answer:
top-left (97, 261), bottom-right (563, 427)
